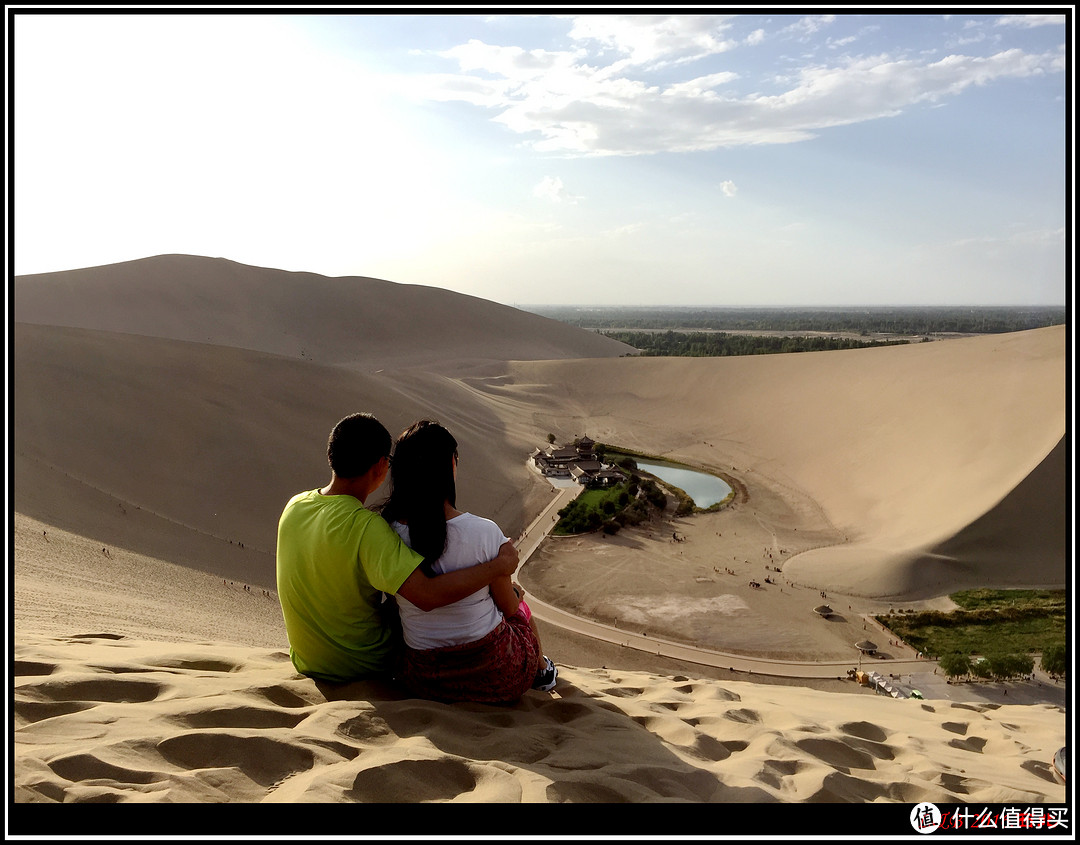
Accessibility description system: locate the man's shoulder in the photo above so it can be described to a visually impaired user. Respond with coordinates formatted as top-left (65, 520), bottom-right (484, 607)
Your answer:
top-left (284, 489), bottom-right (319, 508)
top-left (284, 490), bottom-right (368, 513)
top-left (281, 491), bottom-right (381, 528)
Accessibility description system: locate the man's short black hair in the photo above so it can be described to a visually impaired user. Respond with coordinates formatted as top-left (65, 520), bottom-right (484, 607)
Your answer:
top-left (327, 413), bottom-right (392, 479)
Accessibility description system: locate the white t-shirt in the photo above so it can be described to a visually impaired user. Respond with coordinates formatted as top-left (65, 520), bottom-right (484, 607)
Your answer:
top-left (392, 512), bottom-right (509, 650)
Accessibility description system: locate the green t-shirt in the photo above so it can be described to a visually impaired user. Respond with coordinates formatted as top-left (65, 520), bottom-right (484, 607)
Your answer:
top-left (276, 489), bottom-right (424, 682)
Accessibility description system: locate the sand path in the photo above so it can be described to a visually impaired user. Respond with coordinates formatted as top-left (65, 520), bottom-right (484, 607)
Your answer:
top-left (515, 478), bottom-right (934, 680)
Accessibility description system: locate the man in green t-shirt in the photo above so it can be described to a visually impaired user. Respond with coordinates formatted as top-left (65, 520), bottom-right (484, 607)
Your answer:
top-left (276, 412), bottom-right (519, 682)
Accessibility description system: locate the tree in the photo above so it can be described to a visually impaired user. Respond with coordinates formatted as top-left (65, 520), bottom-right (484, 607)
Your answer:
top-left (1009, 653), bottom-right (1035, 678)
top-left (938, 652), bottom-right (971, 679)
top-left (1041, 644), bottom-right (1067, 676)
top-left (547, 433), bottom-right (556, 444)
top-left (971, 657), bottom-right (994, 679)
top-left (985, 654), bottom-right (1011, 680)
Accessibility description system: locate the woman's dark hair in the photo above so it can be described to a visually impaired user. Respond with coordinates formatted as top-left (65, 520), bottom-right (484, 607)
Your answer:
top-left (379, 420), bottom-right (458, 562)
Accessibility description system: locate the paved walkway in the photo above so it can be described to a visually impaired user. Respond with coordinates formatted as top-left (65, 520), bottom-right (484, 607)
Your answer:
top-left (515, 481), bottom-right (582, 563)
top-left (514, 482), bottom-right (1067, 707)
top-left (516, 482), bottom-right (931, 681)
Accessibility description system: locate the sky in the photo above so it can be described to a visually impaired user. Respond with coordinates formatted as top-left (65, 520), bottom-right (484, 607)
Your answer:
top-left (10, 9), bottom-right (1069, 306)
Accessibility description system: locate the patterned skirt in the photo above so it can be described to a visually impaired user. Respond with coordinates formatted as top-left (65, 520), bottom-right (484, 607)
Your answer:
top-left (396, 613), bottom-right (542, 705)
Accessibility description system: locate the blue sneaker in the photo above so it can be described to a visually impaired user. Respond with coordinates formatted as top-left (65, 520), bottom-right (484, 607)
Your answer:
top-left (533, 656), bottom-right (558, 692)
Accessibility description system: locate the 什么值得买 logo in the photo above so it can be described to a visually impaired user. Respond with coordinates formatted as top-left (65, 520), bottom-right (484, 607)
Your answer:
top-left (910, 802), bottom-right (942, 834)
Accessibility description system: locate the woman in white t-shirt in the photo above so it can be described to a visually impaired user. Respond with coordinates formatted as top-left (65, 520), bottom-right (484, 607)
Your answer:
top-left (379, 420), bottom-right (557, 704)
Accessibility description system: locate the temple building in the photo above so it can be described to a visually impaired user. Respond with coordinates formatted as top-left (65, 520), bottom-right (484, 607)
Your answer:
top-left (530, 436), bottom-right (627, 487)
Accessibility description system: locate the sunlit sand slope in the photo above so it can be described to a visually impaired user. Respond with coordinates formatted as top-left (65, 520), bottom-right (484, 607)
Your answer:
top-left (484, 326), bottom-right (1064, 597)
top-left (14, 253), bottom-right (635, 370)
top-left (14, 254), bottom-right (1064, 602)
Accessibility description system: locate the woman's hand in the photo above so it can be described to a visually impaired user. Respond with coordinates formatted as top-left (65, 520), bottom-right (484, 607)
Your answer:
top-left (495, 540), bottom-right (519, 577)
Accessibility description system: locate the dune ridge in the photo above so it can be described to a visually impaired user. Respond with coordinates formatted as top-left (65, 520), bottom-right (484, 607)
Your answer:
top-left (14, 254), bottom-right (636, 370)
top-left (11, 255), bottom-right (1068, 809)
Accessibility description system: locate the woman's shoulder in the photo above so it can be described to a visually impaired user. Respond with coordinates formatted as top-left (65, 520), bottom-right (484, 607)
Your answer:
top-left (450, 512), bottom-right (506, 537)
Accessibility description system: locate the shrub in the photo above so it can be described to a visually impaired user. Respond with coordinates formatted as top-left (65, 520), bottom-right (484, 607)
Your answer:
top-left (983, 653), bottom-right (1035, 680)
top-left (1011, 653), bottom-right (1035, 677)
top-left (938, 652), bottom-right (971, 678)
top-left (641, 480), bottom-right (667, 509)
top-left (971, 658), bottom-right (994, 679)
top-left (1041, 644), bottom-right (1067, 676)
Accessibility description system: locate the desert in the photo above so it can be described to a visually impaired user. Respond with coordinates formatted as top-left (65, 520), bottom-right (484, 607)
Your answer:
top-left (10, 255), bottom-right (1069, 824)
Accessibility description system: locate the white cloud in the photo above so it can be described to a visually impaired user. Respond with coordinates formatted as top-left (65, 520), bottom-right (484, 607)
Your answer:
top-left (413, 18), bottom-right (1063, 157)
top-left (663, 72), bottom-right (740, 97)
top-left (783, 15), bottom-right (837, 40)
top-left (722, 47), bottom-right (1064, 140)
top-left (567, 14), bottom-right (739, 67)
top-left (606, 222), bottom-right (645, 237)
top-left (533, 176), bottom-right (582, 204)
top-left (994, 15), bottom-right (1067, 29)
top-left (948, 227), bottom-right (1065, 249)
top-left (720, 180), bottom-right (738, 197)
top-left (438, 39), bottom-right (575, 81)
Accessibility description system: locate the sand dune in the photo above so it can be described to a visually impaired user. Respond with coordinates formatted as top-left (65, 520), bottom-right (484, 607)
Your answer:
top-left (12, 631), bottom-right (1067, 812)
top-left (487, 327), bottom-right (1065, 598)
top-left (12, 514), bottom-right (1068, 813)
top-left (14, 254), bottom-right (635, 371)
top-left (13, 321), bottom-right (563, 586)
top-left (11, 255), bottom-right (1068, 808)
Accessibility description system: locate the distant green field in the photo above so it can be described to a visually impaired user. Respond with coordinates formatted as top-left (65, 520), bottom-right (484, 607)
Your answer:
top-left (526, 305), bottom-right (1066, 336)
top-left (875, 589), bottom-right (1066, 659)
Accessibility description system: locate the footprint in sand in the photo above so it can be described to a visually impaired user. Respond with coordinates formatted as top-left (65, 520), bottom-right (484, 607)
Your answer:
top-left (21, 676), bottom-right (165, 704)
top-left (47, 753), bottom-right (162, 786)
top-left (754, 758), bottom-right (805, 790)
top-left (723, 708), bottom-right (762, 724)
top-left (838, 721), bottom-right (889, 743)
top-left (156, 732), bottom-right (350, 788)
top-left (14, 699), bottom-right (95, 725)
top-left (793, 736), bottom-right (879, 771)
top-left (948, 736), bottom-right (989, 753)
top-left (13, 659), bottom-right (56, 677)
top-left (178, 704), bottom-right (309, 730)
top-left (347, 758), bottom-right (478, 802)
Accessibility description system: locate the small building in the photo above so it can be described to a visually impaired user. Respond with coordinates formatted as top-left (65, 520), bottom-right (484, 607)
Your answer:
top-left (594, 467), bottom-right (628, 486)
top-left (532, 435), bottom-right (626, 487)
top-left (531, 445), bottom-right (580, 477)
top-left (570, 459), bottom-right (602, 478)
